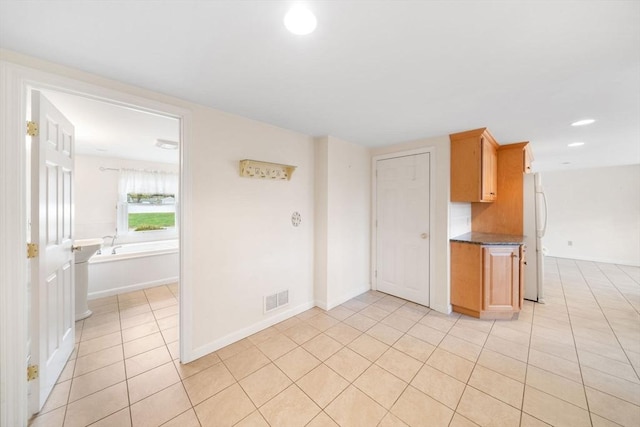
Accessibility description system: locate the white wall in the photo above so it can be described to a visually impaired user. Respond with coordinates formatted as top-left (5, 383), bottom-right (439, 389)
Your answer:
top-left (188, 107), bottom-right (316, 354)
top-left (74, 155), bottom-right (178, 242)
top-left (315, 136), bottom-right (371, 309)
top-left (0, 51), bottom-right (316, 365)
top-left (542, 164), bottom-right (640, 266)
top-left (371, 135), bottom-right (452, 314)
top-left (314, 138), bottom-right (329, 308)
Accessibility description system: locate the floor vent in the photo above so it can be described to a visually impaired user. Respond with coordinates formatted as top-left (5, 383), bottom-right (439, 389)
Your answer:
top-left (264, 290), bottom-right (289, 313)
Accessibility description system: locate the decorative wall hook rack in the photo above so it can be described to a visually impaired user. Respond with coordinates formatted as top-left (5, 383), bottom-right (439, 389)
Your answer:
top-left (239, 159), bottom-right (296, 181)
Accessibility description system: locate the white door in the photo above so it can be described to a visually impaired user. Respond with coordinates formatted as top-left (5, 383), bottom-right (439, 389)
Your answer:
top-left (29, 90), bottom-right (76, 413)
top-left (376, 153), bottom-right (430, 306)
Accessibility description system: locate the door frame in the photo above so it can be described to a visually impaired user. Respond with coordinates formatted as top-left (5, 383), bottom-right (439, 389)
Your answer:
top-left (0, 58), bottom-right (194, 424)
top-left (371, 147), bottom-right (436, 306)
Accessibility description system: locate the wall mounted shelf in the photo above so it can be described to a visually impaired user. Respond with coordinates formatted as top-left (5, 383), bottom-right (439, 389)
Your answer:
top-left (239, 159), bottom-right (296, 181)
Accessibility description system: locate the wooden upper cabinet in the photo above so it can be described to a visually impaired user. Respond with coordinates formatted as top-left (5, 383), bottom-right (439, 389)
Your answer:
top-left (481, 137), bottom-right (498, 201)
top-left (450, 128), bottom-right (499, 202)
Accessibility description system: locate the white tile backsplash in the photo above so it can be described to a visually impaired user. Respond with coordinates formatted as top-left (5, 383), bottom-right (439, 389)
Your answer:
top-left (449, 202), bottom-right (471, 238)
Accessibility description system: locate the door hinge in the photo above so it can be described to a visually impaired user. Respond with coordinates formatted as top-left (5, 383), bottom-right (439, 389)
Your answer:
top-left (27, 364), bottom-right (39, 381)
top-left (27, 243), bottom-right (39, 259)
top-left (26, 121), bottom-right (39, 137)
top-left (375, 270), bottom-right (377, 278)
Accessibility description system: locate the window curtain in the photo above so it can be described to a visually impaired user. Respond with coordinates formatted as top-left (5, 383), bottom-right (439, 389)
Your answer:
top-left (117, 169), bottom-right (179, 202)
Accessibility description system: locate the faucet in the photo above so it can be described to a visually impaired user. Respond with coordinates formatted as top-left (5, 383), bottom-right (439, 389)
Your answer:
top-left (111, 245), bottom-right (123, 255)
top-left (102, 235), bottom-right (117, 246)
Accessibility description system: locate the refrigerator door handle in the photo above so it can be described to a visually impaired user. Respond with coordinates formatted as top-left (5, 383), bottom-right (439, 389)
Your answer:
top-left (538, 190), bottom-right (548, 238)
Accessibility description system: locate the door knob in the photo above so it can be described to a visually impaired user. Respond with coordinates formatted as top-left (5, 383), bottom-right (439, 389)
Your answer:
top-left (71, 245), bottom-right (82, 252)
top-left (420, 233), bottom-right (428, 239)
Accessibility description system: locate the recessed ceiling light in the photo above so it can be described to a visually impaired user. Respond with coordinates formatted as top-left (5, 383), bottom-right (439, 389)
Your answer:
top-left (155, 139), bottom-right (179, 150)
top-left (562, 162), bottom-right (571, 165)
top-left (571, 119), bottom-right (595, 126)
top-left (284, 6), bottom-right (317, 35)
top-left (568, 142), bottom-right (585, 147)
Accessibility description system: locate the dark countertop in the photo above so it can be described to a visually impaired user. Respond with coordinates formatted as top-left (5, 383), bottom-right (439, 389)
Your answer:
top-left (450, 232), bottom-right (525, 245)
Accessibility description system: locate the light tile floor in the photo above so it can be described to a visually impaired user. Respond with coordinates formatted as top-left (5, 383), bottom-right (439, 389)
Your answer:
top-left (29, 257), bottom-right (640, 426)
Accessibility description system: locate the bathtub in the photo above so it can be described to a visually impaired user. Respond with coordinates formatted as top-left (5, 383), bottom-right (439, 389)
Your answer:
top-left (88, 239), bottom-right (179, 299)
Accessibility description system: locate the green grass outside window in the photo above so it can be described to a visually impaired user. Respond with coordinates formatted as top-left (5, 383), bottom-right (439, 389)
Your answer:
top-left (128, 213), bottom-right (175, 231)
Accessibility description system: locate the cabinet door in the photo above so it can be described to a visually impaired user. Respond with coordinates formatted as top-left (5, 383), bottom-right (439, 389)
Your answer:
top-left (483, 246), bottom-right (519, 312)
top-left (450, 137), bottom-right (482, 202)
top-left (451, 242), bottom-right (483, 313)
top-left (481, 137), bottom-right (497, 201)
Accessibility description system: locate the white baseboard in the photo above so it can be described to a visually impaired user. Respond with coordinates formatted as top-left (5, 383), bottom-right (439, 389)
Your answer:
top-left (429, 303), bottom-right (452, 315)
top-left (314, 299), bottom-right (328, 310)
top-left (187, 300), bottom-right (315, 362)
top-left (87, 276), bottom-right (179, 299)
top-left (314, 284), bottom-right (371, 311)
top-left (550, 254), bottom-right (640, 267)
top-left (325, 283), bottom-right (371, 310)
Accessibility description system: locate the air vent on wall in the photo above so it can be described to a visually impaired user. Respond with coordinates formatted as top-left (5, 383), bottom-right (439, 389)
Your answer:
top-left (264, 290), bottom-right (289, 313)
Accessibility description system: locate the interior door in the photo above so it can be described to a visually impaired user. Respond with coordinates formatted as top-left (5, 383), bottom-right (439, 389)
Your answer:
top-left (29, 90), bottom-right (75, 413)
top-left (376, 153), bottom-right (430, 306)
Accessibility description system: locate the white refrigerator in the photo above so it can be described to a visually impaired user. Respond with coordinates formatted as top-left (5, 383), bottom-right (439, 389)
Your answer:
top-left (523, 173), bottom-right (548, 302)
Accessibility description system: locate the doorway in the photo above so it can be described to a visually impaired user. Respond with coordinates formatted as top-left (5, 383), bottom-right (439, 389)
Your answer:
top-left (26, 87), bottom-right (183, 416)
top-left (372, 149), bottom-right (435, 307)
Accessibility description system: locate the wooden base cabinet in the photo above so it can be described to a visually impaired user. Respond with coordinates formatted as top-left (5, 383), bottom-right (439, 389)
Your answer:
top-left (451, 242), bottom-right (523, 320)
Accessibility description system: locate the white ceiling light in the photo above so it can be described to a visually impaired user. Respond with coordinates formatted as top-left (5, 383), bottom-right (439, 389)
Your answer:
top-left (571, 119), bottom-right (595, 126)
top-left (568, 142), bottom-right (585, 147)
top-left (155, 139), bottom-right (179, 150)
top-left (284, 6), bottom-right (317, 35)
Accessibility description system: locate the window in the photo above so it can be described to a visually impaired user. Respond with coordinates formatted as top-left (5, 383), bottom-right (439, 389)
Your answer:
top-left (117, 169), bottom-right (178, 234)
top-left (127, 193), bottom-right (175, 231)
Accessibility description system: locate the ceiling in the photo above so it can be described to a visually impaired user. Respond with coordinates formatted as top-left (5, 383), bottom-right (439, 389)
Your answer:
top-left (1, 1), bottom-right (638, 171)
top-left (40, 90), bottom-right (180, 164)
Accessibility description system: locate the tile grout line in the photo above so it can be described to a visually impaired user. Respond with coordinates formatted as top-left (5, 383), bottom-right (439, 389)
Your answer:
top-left (143, 285), bottom-right (197, 427)
top-left (447, 312), bottom-right (496, 426)
top-left (521, 258), bottom-right (595, 426)
top-left (64, 296), bottom-right (128, 427)
top-left (521, 296), bottom-right (542, 427)
top-left (575, 261), bottom-right (640, 400)
top-left (120, 290), bottom-right (138, 427)
top-left (351, 304), bottom-right (412, 427)
top-left (556, 259), bottom-right (595, 427)
top-left (591, 262), bottom-right (640, 365)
